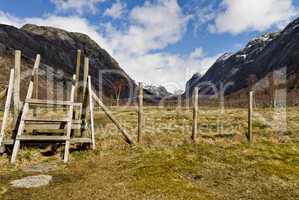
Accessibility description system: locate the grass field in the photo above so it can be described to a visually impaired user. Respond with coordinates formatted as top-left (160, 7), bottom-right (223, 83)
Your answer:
top-left (0, 106), bottom-right (299, 199)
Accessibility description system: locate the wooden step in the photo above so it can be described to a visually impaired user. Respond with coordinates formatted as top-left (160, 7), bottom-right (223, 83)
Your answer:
top-left (3, 137), bottom-right (92, 145)
top-left (24, 118), bottom-right (71, 123)
top-left (2, 139), bottom-right (14, 145)
top-left (25, 120), bottom-right (83, 130)
top-left (16, 135), bottom-right (69, 141)
top-left (25, 99), bottom-right (82, 107)
top-left (70, 138), bottom-right (92, 144)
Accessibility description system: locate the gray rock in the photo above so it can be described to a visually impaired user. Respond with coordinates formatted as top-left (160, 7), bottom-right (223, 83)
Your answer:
top-left (10, 175), bottom-right (52, 188)
top-left (22, 163), bottom-right (56, 173)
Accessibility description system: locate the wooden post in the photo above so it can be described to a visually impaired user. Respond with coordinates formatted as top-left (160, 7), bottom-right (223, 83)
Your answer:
top-left (88, 76), bottom-right (96, 149)
top-left (75, 50), bottom-right (81, 102)
top-left (63, 74), bottom-right (76, 163)
top-left (91, 90), bottom-right (134, 145)
top-left (138, 82), bottom-right (143, 144)
top-left (0, 69), bottom-right (14, 147)
top-left (268, 72), bottom-right (275, 108)
top-left (82, 57), bottom-right (89, 103)
top-left (191, 87), bottom-right (199, 141)
top-left (33, 54), bottom-right (40, 117)
top-left (13, 50), bottom-right (21, 126)
top-left (248, 91), bottom-right (253, 143)
top-left (80, 57), bottom-right (89, 137)
top-left (11, 67), bottom-right (35, 164)
top-left (62, 80), bottom-right (68, 112)
top-left (33, 54), bottom-right (40, 99)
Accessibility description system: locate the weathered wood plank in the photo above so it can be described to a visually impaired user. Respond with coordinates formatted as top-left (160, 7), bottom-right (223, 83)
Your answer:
top-left (138, 82), bottom-right (143, 144)
top-left (75, 49), bottom-right (81, 102)
top-left (17, 135), bottom-right (69, 141)
top-left (0, 69), bottom-right (14, 147)
top-left (4, 138), bottom-right (92, 145)
top-left (64, 75), bottom-right (76, 163)
top-left (33, 54), bottom-right (40, 117)
top-left (13, 50), bottom-right (21, 126)
top-left (11, 83), bottom-right (33, 164)
top-left (247, 91), bottom-right (253, 143)
top-left (82, 57), bottom-right (89, 103)
top-left (24, 118), bottom-right (71, 123)
top-left (25, 123), bottom-right (81, 130)
top-left (92, 89), bottom-right (134, 145)
top-left (33, 54), bottom-right (40, 98)
top-left (191, 87), bottom-right (199, 141)
top-left (70, 137), bottom-right (92, 144)
top-left (88, 76), bottom-right (96, 149)
top-left (26, 99), bottom-right (72, 106)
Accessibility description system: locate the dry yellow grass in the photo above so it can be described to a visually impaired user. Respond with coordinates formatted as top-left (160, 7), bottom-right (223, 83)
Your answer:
top-left (0, 106), bottom-right (298, 199)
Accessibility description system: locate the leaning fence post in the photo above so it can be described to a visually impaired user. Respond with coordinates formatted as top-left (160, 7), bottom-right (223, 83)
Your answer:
top-left (192, 87), bottom-right (199, 141)
top-left (13, 50), bottom-right (21, 126)
top-left (247, 91), bottom-right (253, 143)
top-left (138, 82), bottom-right (143, 144)
top-left (82, 57), bottom-right (89, 103)
top-left (33, 54), bottom-right (40, 117)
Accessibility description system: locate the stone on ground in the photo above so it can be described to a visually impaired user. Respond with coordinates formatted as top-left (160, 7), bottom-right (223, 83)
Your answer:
top-left (10, 175), bottom-right (52, 188)
top-left (22, 163), bottom-right (56, 173)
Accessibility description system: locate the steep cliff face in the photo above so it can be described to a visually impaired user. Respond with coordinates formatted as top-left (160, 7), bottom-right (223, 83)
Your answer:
top-left (185, 17), bottom-right (299, 96)
top-left (0, 24), bottom-right (136, 100)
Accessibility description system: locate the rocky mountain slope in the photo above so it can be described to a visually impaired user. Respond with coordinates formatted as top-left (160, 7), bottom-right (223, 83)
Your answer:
top-left (0, 24), bottom-right (136, 100)
top-left (185, 17), bottom-right (299, 97)
top-left (144, 85), bottom-right (171, 98)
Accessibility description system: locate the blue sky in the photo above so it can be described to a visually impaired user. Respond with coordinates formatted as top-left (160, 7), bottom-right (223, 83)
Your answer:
top-left (0, 0), bottom-right (298, 92)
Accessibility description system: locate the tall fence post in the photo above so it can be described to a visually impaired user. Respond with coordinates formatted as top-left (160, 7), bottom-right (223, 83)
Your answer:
top-left (82, 57), bottom-right (89, 103)
top-left (248, 91), bottom-right (253, 143)
top-left (33, 54), bottom-right (40, 117)
top-left (138, 82), bottom-right (143, 144)
top-left (13, 50), bottom-right (21, 126)
top-left (192, 87), bottom-right (199, 141)
top-left (75, 49), bottom-right (81, 102)
top-left (81, 57), bottom-right (89, 137)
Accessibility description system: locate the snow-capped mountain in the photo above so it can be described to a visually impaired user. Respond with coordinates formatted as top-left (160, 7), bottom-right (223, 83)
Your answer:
top-left (144, 85), bottom-right (171, 98)
top-left (185, 17), bottom-right (299, 96)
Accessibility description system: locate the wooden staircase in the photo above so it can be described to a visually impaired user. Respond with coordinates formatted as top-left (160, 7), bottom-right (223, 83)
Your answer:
top-left (6, 52), bottom-right (96, 164)
top-left (1, 49), bottom-right (135, 164)
top-left (10, 73), bottom-right (94, 163)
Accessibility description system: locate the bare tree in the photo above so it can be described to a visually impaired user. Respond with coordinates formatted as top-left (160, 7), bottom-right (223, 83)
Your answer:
top-left (112, 79), bottom-right (125, 106)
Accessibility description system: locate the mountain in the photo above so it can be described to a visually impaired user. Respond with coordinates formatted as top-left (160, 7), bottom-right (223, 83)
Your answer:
top-left (144, 85), bottom-right (171, 98)
top-left (0, 24), bottom-right (136, 101)
top-left (185, 17), bottom-right (299, 97)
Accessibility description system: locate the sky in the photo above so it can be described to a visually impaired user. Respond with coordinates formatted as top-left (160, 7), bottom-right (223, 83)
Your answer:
top-left (0, 0), bottom-right (298, 92)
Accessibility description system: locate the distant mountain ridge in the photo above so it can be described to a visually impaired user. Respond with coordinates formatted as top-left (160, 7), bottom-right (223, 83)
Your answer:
top-left (0, 23), bottom-right (136, 100)
top-left (144, 85), bottom-right (171, 98)
top-left (185, 17), bottom-right (299, 97)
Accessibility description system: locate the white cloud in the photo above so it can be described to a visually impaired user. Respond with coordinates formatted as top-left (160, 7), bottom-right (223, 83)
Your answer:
top-left (50, 0), bottom-right (105, 15)
top-left (104, 1), bottom-right (126, 19)
top-left (210, 0), bottom-right (299, 34)
top-left (100, 0), bottom-right (212, 92)
top-left (0, 12), bottom-right (112, 55)
top-left (116, 51), bottom-right (219, 92)
top-left (0, 11), bottom-right (23, 27)
top-left (190, 48), bottom-right (204, 59)
top-left (0, 0), bottom-right (217, 92)
top-left (104, 0), bottom-right (190, 56)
